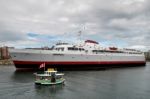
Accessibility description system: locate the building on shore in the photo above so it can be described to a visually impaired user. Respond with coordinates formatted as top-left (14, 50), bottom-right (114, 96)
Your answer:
top-left (144, 50), bottom-right (150, 61)
top-left (0, 46), bottom-right (14, 60)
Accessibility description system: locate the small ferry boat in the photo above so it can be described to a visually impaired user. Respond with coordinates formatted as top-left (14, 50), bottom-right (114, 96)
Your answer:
top-left (34, 68), bottom-right (65, 85)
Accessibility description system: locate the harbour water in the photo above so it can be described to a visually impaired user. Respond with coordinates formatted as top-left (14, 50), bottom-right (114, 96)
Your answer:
top-left (0, 63), bottom-right (150, 99)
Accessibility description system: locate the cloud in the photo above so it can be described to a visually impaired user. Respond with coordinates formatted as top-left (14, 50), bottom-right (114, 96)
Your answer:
top-left (0, 0), bottom-right (150, 50)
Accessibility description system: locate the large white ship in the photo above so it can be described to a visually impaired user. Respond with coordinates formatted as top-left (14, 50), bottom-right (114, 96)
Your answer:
top-left (9, 40), bottom-right (146, 69)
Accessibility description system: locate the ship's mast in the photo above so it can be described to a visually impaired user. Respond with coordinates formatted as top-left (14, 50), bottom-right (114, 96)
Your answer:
top-left (77, 30), bottom-right (82, 41)
top-left (77, 25), bottom-right (85, 41)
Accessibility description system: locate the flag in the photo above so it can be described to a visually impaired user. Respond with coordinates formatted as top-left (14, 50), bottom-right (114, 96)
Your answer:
top-left (39, 63), bottom-right (45, 69)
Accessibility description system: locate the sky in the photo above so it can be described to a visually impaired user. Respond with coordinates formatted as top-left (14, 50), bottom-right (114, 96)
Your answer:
top-left (0, 0), bottom-right (150, 51)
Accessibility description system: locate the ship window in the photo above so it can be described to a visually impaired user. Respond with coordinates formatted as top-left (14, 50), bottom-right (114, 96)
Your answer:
top-left (55, 47), bottom-right (64, 51)
top-left (79, 48), bottom-right (82, 51)
top-left (78, 48), bottom-right (84, 51)
top-left (99, 50), bottom-right (104, 52)
top-left (68, 47), bottom-right (71, 50)
top-left (74, 48), bottom-right (78, 50)
top-left (68, 47), bottom-right (73, 50)
top-left (92, 50), bottom-right (97, 52)
top-left (68, 47), bottom-right (79, 51)
top-left (61, 48), bottom-right (64, 51)
top-left (68, 47), bottom-right (74, 50)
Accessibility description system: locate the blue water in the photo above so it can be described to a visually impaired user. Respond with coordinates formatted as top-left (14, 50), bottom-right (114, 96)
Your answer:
top-left (0, 63), bottom-right (150, 99)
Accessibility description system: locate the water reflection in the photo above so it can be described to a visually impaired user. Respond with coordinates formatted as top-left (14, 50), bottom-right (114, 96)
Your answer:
top-left (34, 84), bottom-right (65, 97)
top-left (10, 70), bottom-right (35, 83)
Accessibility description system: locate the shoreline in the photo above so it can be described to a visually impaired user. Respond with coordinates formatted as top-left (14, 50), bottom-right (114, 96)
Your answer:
top-left (0, 59), bottom-right (13, 65)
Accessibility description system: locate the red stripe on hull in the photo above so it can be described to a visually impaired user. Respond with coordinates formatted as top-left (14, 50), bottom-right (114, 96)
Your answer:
top-left (13, 60), bottom-right (146, 65)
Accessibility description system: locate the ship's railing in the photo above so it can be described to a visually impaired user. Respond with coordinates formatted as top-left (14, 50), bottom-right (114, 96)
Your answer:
top-left (92, 50), bottom-right (143, 55)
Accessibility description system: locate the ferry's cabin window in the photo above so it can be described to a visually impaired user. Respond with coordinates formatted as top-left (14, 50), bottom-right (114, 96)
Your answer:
top-left (92, 50), bottom-right (124, 53)
top-left (68, 47), bottom-right (74, 50)
top-left (92, 50), bottom-right (142, 54)
top-left (79, 48), bottom-right (84, 51)
top-left (92, 50), bottom-right (105, 53)
top-left (55, 47), bottom-right (64, 51)
top-left (74, 48), bottom-right (78, 50)
top-left (68, 47), bottom-right (84, 51)
top-left (68, 47), bottom-right (78, 51)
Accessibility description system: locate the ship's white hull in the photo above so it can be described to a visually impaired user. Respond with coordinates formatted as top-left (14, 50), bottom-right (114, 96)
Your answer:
top-left (9, 49), bottom-right (146, 69)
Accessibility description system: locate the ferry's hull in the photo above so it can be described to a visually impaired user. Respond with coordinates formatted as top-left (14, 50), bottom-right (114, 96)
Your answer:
top-left (35, 79), bottom-right (65, 85)
top-left (13, 61), bottom-right (146, 70)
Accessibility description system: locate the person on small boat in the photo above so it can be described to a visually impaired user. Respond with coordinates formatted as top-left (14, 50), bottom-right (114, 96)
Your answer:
top-left (51, 72), bottom-right (56, 83)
